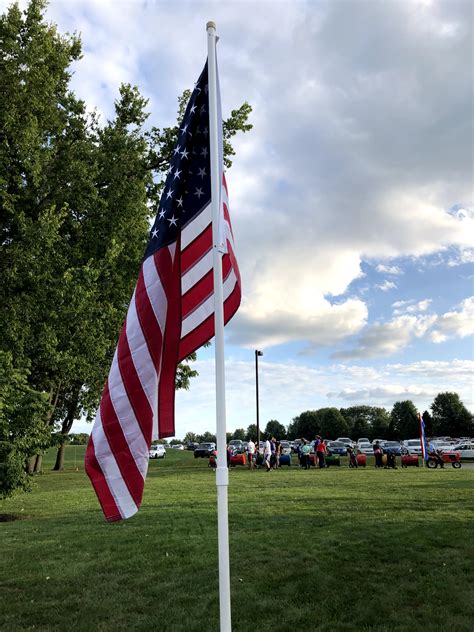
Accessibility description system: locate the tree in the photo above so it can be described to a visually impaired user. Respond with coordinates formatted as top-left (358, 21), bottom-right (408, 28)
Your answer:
top-left (389, 401), bottom-right (419, 440)
top-left (245, 424), bottom-right (257, 441)
top-left (0, 1), bottom-right (253, 479)
top-left (316, 408), bottom-right (349, 440)
top-left (421, 410), bottom-right (432, 436)
top-left (340, 406), bottom-right (390, 440)
top-left (431, 392), bottom-right (473, 437)
top-left (264, 420), bottom-right (286, 439)
top-left (232, 428), bottom-right (246, 441)
top-left (198, 431), bottom-right (216, 444)
top-left (287, 411), bottom-right (320, 440)
top-left (183, 432), bottom-right (199, 444)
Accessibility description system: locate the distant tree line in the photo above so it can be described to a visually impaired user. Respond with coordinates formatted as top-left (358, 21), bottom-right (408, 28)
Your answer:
top-left (176, 392), bottom-right (472, 445)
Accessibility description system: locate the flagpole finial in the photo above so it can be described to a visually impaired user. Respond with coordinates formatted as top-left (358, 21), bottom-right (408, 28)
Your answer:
top-left (207, 21), bottom-right (216, 31)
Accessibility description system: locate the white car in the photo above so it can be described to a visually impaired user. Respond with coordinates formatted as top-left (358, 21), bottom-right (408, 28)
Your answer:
top-left (279, 440), bottom-right (292, 455)
top-left (357, 442), bottom-right (373, 455)
top-left (336, 437), bottom-right (354, 447)
top-left (171, 444), bottom-right (185, 450)
top-left (357, 438), bottom-right (370, 445)
top-left (402, 439), bottom-right (423, 455)
top-left (149, 445), bottom-right (166, 459)
top-left (452, 442), bottom-right (474, 459)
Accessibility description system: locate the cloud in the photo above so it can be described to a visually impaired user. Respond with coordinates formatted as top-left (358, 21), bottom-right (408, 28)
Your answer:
top-left (26, 0), bottom-right (472, 351)
top-left (376, 264), bottom-right (403, 275)
top-left (332, 314), bottom-right (437, 359)
top-left (392, 299), bottom-right (432, 315)
top-left (430, 297), bottom-right (474, 343)
top-left (376, 280), bottom-right (397, 292)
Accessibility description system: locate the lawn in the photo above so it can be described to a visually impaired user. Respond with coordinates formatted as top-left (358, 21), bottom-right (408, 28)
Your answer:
top-left (1, 447), bottom-right (473, 631)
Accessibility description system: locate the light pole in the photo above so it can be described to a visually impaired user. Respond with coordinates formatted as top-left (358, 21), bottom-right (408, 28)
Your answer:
top-left (255, 350), bottom-right (263, 448)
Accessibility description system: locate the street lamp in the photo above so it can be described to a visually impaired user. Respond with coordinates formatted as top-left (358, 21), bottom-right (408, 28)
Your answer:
top-left (255, 350), bottom-right (263, 447)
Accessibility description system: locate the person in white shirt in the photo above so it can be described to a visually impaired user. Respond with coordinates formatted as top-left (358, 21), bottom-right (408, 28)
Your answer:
top-left (263, 438), bottom-right (272, 472)
top-left (247, 439), bottom-right (256, 469)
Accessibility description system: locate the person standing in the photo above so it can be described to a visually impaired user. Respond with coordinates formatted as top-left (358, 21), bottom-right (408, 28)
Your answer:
top-left (263, 437), bottom-right (272, 472)
top-left (316, 436), bottom-right (326, 468)
top-left (373, 441), bottom-right (383, 468)
top-left (301, 440), bottom-right (311, 470)
top-left (247, 438), bottom-right (256, 469)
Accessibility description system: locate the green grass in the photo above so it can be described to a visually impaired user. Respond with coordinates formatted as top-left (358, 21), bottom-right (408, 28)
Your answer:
top-left (1, 447), bottom-right (473, 631)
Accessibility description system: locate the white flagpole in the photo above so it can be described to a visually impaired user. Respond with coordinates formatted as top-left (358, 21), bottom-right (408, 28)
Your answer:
top-left (207, 21), bottom-right (232, 632)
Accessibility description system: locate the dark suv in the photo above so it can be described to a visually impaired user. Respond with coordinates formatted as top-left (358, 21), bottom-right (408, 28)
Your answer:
top-left (193, 442), bottom-right (216, 458)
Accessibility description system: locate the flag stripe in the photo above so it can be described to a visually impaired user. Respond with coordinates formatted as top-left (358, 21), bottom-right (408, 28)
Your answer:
top-left (182, 251), bottom-right (233, 319)
top-left (85, 436), bottom-right (122, 522)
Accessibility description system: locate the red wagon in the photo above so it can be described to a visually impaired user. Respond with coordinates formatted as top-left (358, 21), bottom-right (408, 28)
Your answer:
top-left (356, 454), bottom-right (367, 467)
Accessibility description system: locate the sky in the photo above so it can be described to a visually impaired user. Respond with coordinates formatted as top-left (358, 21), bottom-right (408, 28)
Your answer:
top-left (4, 0), bottom-right (472, 437)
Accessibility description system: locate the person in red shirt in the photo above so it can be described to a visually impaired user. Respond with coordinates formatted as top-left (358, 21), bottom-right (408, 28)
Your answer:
top-left (316, 436), bottom-right (327, 468)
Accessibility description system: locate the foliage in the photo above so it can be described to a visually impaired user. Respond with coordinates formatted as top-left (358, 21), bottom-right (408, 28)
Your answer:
top-left (422, 410), bottom-right (432, 436)
top-left (431, 392), bottom-right (473, 437)
top-left (0, 352), bottom-right (50, 498)
top-left (68, 433), bottom-right (90, 445)
top-left (231, 428), bottom-right (246, 441)
top-left (315, 408), bottom-right (349, 440)
top-left (287, 410), bottom-right (320, 440)
top-left (389, 401), bottom-right (419, 440)
top-left (198, 431), bottom-right (216, 444)
top-left (340, 405), bottom-right (390, 440)
top-left (264, 419), bottom-right (286, 439)
top-left (183, 432), bottom-right (199, 444)
top-left (245, 424), bottom-right (257, 441)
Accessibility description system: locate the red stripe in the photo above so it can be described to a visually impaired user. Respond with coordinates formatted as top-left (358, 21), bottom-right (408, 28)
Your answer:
top-left (181, 252), bottom-right (232, 319)
top-left (179, 278), bottom-right (241, 361)
top-left (85, 436), bottom-right (122, 522)
top-left (100, 381), bottom-right (144, 508)
top-left (157, 245), bottom-right (181, 438)
top-left (135, 266), bottom-right (163, 373)
top-left (117, 326), bottom-right (153, 446)
top-left (181, 223), bottom-right (212, 274)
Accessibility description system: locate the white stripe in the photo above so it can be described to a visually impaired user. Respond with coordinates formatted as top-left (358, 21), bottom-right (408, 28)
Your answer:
top-left (181, 268), bottom-right (238, 337)
top-left (107, 349), bottom-right (149, 480)
top-left (91, 410), bottom-right (138, 520)
top-left (181, 202), bottom-right (211, 249)
top-left (142, 256), bottom-right (168, 333)
top-left (126, 291), bottom-right (158, 423)
top-left (181, 249), bottom-right (213, 294)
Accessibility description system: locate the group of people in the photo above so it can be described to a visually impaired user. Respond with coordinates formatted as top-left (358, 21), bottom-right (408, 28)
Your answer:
top-left (296, 436), bottom-right (327, 469)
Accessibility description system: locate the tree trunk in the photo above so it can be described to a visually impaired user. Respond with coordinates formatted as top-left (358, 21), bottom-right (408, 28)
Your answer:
top-left (27, 456), bottom-right (36, 474)
top-left (53, 442), bottom-right (66, 471)
top-left (33, 454), bottom-right (43, 473)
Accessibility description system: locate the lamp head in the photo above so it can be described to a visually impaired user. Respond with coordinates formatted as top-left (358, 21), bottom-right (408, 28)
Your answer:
top-left (256, 350), bottom-right (263, 357)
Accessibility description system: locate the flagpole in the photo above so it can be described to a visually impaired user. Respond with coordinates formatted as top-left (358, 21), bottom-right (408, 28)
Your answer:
top-left (207, 20), bottom-right (232, 632)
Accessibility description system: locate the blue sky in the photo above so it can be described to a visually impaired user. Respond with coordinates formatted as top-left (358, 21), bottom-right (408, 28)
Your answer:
top-left (4, 0), bottom-right (472, 437)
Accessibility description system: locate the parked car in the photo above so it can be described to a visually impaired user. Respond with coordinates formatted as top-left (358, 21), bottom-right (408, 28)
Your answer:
top-left (280, 440), bottom-right (292, 455)
top-left (171, 444), bottom-right (184, 450)
top-left (193, 442), bottom-right (216, 458)
top-left (357, 441), bottom-right (373, 455)
top-left (149, 445), bottom-right (166, 459)
top-left (372, 439), bottom-right (385, 446)
top-left (336, 437), bottom-right (354, 447)
top-left (327, 441), bottom-right (348, 456)
top-left (186, 442), bottom-right (199, 451)
top-left (382, 441), bottom-right (402, 455)
top-left (402, 439), bottom-right (423, 455)
top-left (451, 442), bottom-right (474, 459)
top-left (357, 438), bottom-right (370, 445)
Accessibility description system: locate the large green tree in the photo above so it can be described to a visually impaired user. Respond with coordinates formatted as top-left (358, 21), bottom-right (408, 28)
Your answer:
top-left (0, 1), bottom-right (252, 482)
top-left (264, 420), bottom-right (286, 439)
top-left (316, 408), bottom-right (349, 440)
top-left (340, 405), bottom-right (390, 440)
top-left (431, 392), bottom-right (473, 437)
top-left (287, 410), bottom-right (320, 440)
top-left (389, 401), bottom-right (419, 440)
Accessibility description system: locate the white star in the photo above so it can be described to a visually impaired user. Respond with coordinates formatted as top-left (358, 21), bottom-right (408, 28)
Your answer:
top-left (181, 148), bottom-right (189, 159)
top-left (176, 197), bottom-right (183, 207)
top-left (151, 228), bottom-right (159, 239)
top-left (159, 209), bottom-right (165, 219)
top-left (204, 84), bottom-right (209, 94)
top-left (167, 215), bottom-right (178, 227)
top-left (166, 189), bottom-right (173, 199)
top-left (180, 123), bottom-right (188, 135)
top-left (190, 104), bottom-right (197, 114)
top-left (203, 127), bottom-right (208, 136)
top-left (174, 145), bottom-right (181, 155)
top-left (200, 105), bottom-right (206, 114)
top-left (173, 168), bottom-right (181, 180)
top-left (198, 167), bottom-right (206, 179)
top-left (201, 147), bottom-right (208, 158)
top-left (194, 187), bottom-right (204, 199)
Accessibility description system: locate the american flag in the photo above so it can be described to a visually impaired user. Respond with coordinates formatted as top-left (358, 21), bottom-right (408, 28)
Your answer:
top-left (85, 61), bottom-right (241, 522)
top-left (419, 413), bottom-right (428, 461)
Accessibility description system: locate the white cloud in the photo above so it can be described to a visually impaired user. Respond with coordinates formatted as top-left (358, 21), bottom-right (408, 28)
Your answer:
top-left (393, 299), bottom-right (432, 315)
top-left (430, 297), bottom-right (474, 343)
top-left (376, 264), bottom-right (403, 275)
top-left (376, 280), bottom-right (397, 292)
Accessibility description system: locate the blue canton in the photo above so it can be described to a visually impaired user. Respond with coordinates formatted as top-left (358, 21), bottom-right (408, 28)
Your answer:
top-left (145, 62), bottom-right (211, 259)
